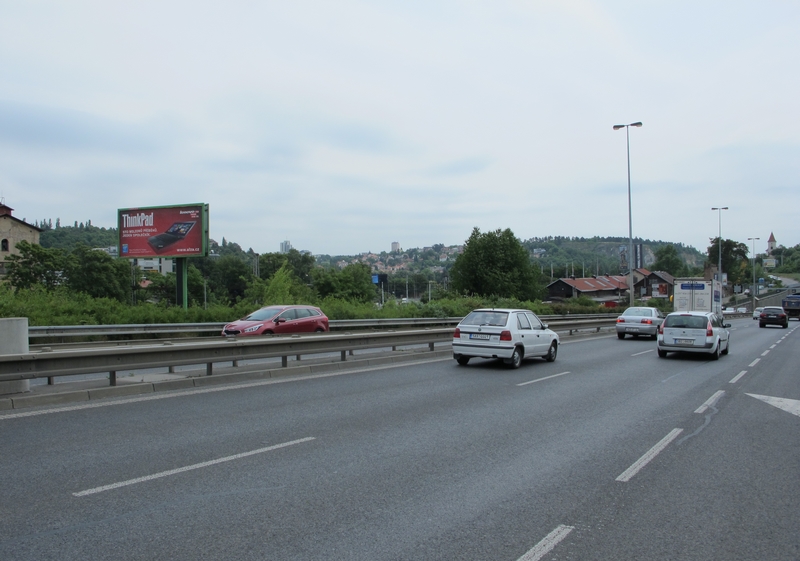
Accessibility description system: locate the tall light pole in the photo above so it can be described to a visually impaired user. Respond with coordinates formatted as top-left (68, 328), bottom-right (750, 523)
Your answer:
top-left (748, 237), bottom-right (759, 311)
top-left (613, 121), bottom-right (642, 306)
top-left (711, 207), bottom-right (728, 289)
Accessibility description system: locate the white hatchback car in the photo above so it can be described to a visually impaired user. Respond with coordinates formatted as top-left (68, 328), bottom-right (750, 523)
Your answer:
top-left (452, 308), bottom-right (559, 368)
top-left (657, 311), bottom-right (731, 360)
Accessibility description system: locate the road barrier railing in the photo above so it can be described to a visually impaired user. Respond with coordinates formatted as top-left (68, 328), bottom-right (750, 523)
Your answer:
top-left (0, 328), bottom-right (456, 387)
top-left (27, 315), bottom-right (617, 340)
top-left (5, 316), bottom-right (619, 388)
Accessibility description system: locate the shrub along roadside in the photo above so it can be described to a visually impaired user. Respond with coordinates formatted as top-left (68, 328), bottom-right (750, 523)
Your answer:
top-left (1, 283), bottom-right (621, 327)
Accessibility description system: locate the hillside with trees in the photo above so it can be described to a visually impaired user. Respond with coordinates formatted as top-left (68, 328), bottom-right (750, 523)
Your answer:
top-left (11, 217), bottom-right (785, 326)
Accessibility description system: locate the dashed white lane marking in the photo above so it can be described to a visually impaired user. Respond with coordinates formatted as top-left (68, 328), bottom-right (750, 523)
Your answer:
top-left (761, 350), bottom-right (770, 356)
top-left (729, 371), bottom-right (747, 384)
top-left (517, 372), bottom-right (570, 387)
top-left (517, 524), bottom-right (575, 561)
top-left (695, 390), bottom-right (725, 414)
top-left (770, 344), bottom-right (777, 349)
top-left (73, 437), bottom-right (315, 497)
top-left (616, 428), bottom-right (683, 482)
top-left (749, 358), bottom-right (761, 367)
top-left (631, 349), bottom-right (654, 356)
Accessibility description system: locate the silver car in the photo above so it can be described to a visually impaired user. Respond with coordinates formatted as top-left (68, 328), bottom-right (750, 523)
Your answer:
top-left (452, 308), bottom-right (559, 368)
top-left (657, 311), bottom-right (731, 360)
top-left (615, 306), bottom-right (665, 339)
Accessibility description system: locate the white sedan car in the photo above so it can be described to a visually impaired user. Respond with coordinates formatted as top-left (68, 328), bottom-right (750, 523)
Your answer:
top-left (452, 308), bottom-right (559, 368)
top-left (657, 311), bottom-right (731, 360)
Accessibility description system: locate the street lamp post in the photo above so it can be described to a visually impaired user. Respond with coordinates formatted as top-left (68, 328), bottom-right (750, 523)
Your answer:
top-left (711, 207), bottom-right (729, 290)
top-left (613, 121), bottom-right (642, 307)
top-left (748, 237), bottom-right (759, 311)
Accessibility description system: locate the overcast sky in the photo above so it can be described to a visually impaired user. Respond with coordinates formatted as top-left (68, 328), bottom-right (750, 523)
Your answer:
top-left (1, 1), bottom-right (797, 257)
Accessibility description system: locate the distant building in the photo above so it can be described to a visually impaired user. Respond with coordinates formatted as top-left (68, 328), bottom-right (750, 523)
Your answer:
top-left (0, 202), bottom-right (42, 276)
top-left (280, 240), bottom-right (292, 253)
top-left (133, 257), bottom-right (175, 276)
top-left (767, 232), bottom-right (776, 255)
top-left (391, 241), bottom-right (400, 253)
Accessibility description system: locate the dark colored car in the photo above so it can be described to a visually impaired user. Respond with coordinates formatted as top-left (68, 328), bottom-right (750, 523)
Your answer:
top-left (759, 306), bottom-right (788, 329)
top-left (222, 305), bottom-right (329, 336)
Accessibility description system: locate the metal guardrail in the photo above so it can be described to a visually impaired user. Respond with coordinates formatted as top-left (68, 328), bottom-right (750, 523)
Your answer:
top-left (27, 315), bottom-right (618, 340)
top-left (1, 329), bottom-right (456, 386)
top-left (4, 316), bottom-right (619, 388)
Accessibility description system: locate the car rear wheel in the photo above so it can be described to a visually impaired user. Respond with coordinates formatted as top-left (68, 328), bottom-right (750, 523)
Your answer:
top-left (722, 339), bottom-right (729, 355)
top-left (315, 327), bottom-right (325, 332)
top-left (505, 347), bottom-right (523, 369)
top-left (711, 343), bottom-right (721, 360)
top-left (545, 342), bottom-right (558, 362)
top-left (759, 323), bottom-right (765, 328)
top-left (456, 356), bottom-right (470, 366)
top-left (617, 333), bottom-right (625, 340)
top-left (657, 349), bottom-right (667, 358)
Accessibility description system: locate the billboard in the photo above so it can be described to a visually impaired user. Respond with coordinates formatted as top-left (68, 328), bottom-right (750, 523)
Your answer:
top-left (118, 203), bottom-right (209, 259)
top-left (763, 258), bottom-right (777, 268)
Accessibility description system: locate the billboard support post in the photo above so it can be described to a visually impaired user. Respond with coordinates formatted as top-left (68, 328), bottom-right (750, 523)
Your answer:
top-left (176, 258), bottom-right (188, 309)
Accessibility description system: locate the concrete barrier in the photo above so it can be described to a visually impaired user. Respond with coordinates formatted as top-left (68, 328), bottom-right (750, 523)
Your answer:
top-left (0, 318), bottom-right (30, 395)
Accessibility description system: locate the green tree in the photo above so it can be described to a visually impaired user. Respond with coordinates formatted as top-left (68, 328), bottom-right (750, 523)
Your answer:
top-left (651, 244), bottom-right (685, 276)
top-left (450, 227), bottom-right (543, 300)
top-left (4, 241), bottom-right (68, 290)
top-left (335, 263), bottom-right (376, 302)
top-left (707, 238), bottom-right (749, 284)
top-left (65, 244), bottom-right (131, 301)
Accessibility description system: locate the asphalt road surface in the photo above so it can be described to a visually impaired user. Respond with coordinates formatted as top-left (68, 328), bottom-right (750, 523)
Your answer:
top-left (2, 317), bottom-right (799, 560)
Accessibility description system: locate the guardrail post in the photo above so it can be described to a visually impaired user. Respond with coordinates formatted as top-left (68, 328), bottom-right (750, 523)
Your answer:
top-left (281, 356), bottom-right (288, 367)
top-left (0, 318), bottom-right (30, 395)
top-left (206, 363), bottom-right (213, 376)
top-left (109, 371), bottom-right (117, 386)
top-left (340, 351), bottom-right (347, 362)
top-left (429, 342), bottom-right (435, 351)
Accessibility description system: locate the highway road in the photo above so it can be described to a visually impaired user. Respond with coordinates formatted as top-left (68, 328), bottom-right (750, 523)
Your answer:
top-left (1, 317), bottom-right (799, 560)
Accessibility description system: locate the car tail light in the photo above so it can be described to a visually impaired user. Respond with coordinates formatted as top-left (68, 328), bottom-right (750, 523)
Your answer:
top-left (706, 321), bottom-right (714, 337)
top-left (658, 323), bottom-right (664, 335)
top-left (500, 330), bottom-right (512, 341)
top-left (454, 328), bottom-right (461, 338)
top-left (760, 313), bottom-right (767, 318)
top-left (779, 313), bottom-right (786, 319)
top-left (642, 319), bottom-right (653, 325)
top-left (616, 317), bottom-right (625, 323)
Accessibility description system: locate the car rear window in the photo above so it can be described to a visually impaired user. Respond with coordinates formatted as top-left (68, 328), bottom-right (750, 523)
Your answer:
top-left (623, 308), bottom-right (652, 317)
top-left (462, 311), bottom-right (509, 327)
top-left (664, 315), bottom-right (708, 329)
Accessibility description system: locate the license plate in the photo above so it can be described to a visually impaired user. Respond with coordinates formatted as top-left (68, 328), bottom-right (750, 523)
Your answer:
top-left (675, 338), bottom-right (693, 345)
top-left (470, 334), bottom-right (490, 340)
top-left (626, 327), bottom-right (640, 331)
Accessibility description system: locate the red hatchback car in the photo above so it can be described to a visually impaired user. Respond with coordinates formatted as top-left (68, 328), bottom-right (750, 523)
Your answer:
top-left (222, 305), bottom-right (329, 336)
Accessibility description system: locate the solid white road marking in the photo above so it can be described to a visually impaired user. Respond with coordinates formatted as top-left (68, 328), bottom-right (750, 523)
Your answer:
top-left (73, 437), bottom-right (315, 497)
top-left (631, 349), bottom-right (654, 356)
top-left (729, 371), bottom-right (747, 384)
top-left (517, 525), bottom-right (575, 561)
top-left (749, 358), bottom-right (761, 367)
top-left (616, 428), bottom-right (683, 482)
top-left (517, 372), bottom-right (570, 386)
top-left (746, 394), bottom-right (800, 418)
top-left (695, 390), bottom-right (725, 414)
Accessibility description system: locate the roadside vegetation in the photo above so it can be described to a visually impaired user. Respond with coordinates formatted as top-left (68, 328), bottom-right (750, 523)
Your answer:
top-left (3, 221), bottom-right (794, 327)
